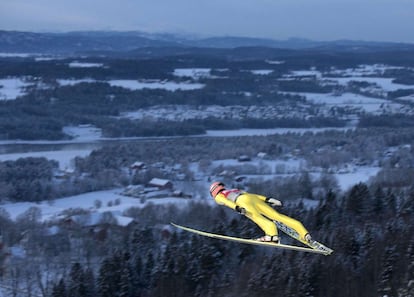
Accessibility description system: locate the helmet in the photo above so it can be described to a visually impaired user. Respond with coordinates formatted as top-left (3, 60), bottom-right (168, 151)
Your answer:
top-left (210, 182), bottom-right (225, 198)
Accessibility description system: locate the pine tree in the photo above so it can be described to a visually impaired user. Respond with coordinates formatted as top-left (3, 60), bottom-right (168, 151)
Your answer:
top-left (384, 189), bottom-right (397, 216)
top-left (52, 278), bottom-right (67, 297)
top-left (345, 182), bottom-right (371, 218)
top-left (299, 171), bottom-right (313, 199)
top-left (378, 246), bottom-right (398, 297)
top-left (131, 254), bottom-right (144, 295)
top-left (246, 254), bottom-right (272, 297)
top-left (83, 267), bottom-right (96, 297)
top-left (399, 239), bottom-right (414, 297)
top-left (68, 262), bottom-right (87, 297)
top-left (97, 258), bottom-right (117, 297)
top-left (359, 225), bottom-right (379, 296)
top-left (314, 190), bottom-right (337, 231)
top-left (119, 265), bottom-right (133, 297)
top-left (142, 252), bottom-right (155, 290)
top-left (399, 187), bottom-right (414, 217)
top-left (372, 186), bottom-right (386, 217)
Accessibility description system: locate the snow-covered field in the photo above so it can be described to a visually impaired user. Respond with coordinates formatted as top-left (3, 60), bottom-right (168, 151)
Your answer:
top-left (108, 79), bottom-right (205, 91)
top-left (295, 92), bottom-right (404, 113)
top-left (205, 127), bottom-right (351, 137)
top-left (173, 68), bottom-right (213, 78)
top-left (329, 76), bottom-right (414, 92)
top-left (0, 78), bottom-right (31, 100)
top-left (57, 78), bottom-right (206, 91)
top-left (334, 166), bottom-right (381, 190)
top-left (68, 61), bottom-right (104, 68)
top-left (0, 188), bottom-right (193, 223)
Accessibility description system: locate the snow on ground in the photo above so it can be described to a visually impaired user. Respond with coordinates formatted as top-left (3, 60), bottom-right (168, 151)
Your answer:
top-left (212, 158), bottom-right (306, 174)
top-left (0, 188), bottom-right (193, 222)
top-left (397, 94), bottom-right (414, 102)
top-left (300, 92), bottom-right (403, 113)
top-left (329, 77), bottom-right (414, 92)
top-left (249, 70), bottom-right (273, 75)
top-left (328, 64), bottom-right (405, 76)
top-left (56, 78), bottom-right (205, 91)
top-left (0, 53), bottom-right (35, 58)
top-left (210, 157), bottom-right (380, 191)
top-left (205, 127), bottom-right (351, 137)
top-left (265, 60), bottom-right (285, 65)
top-left (63, 125), bottom-right (103, 141)
top-left (173, 68), bottom-right (212, 78)
top-left (333, 166), bottom-right (381, 191)
top-left (282, 65), bottom-right (414, 93)
top-left (0, 77), bottom-right (31, 100)
top-left (68, 61), bottom-right (104, 68)
top-left (108, 79), bottom-right (205, 91)
top-left (0, 141), bottom-right (382, 224)
top-left (57, 78), bottom-right (97, 86)
top-left (289, 70), bottom-right (323, 78)
top-left (0, 162), bottom-right (381, 223)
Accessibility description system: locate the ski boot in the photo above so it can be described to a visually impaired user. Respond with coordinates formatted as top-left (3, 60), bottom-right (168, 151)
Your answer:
top-left (256, 235), bottom-right (280, 244)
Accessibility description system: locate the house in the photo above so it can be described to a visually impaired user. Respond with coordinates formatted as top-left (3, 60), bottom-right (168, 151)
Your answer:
top-left (148, 178), bottom-right (173, 190)
top-left (130, 161), bottom-right (146, 170)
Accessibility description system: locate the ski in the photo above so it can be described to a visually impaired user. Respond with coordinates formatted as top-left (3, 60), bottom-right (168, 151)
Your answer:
top-left (171, 223), bottom-right (331, 255)
top-left (274, 221), bottom-right (333, 255)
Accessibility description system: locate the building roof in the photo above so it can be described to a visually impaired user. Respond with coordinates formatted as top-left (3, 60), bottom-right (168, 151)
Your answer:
top-left (149, 178), bottom-right (172, 187)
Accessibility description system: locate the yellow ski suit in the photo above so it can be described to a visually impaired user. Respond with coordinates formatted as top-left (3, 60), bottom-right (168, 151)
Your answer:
top-left (214, 189), bottom-right (309, 241)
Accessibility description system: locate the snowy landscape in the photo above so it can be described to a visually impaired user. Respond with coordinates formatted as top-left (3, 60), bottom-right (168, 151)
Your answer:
top-left (0, 32), bottom-right (414, 296)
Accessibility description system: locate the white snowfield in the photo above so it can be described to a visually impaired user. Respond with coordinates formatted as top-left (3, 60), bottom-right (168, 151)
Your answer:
top-left (0, 188), bottom-right (192, 223)
top-left (0, 78), bottom-right (31, 100)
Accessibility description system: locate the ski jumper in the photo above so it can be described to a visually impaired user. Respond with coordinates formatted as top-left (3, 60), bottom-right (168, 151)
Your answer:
top-left (214, 189), bottom-right (309, 241)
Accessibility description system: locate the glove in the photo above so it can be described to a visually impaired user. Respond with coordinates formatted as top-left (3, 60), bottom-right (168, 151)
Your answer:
top-left (235, 206), bottom-right (247, 215)
top-left (266, 197), bottom-right (282, 207)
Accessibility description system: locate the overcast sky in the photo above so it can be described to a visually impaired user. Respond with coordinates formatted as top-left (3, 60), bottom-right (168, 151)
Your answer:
top-left (1, 0), bottom-right (414, 43)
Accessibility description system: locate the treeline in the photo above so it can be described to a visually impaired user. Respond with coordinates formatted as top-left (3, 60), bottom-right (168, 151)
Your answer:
top-left (358, 114), bottom-right (414, 128)
top-left (0, 157), bottom-right (57, 202)
top-left (3, 182), bottom-right (412, 297)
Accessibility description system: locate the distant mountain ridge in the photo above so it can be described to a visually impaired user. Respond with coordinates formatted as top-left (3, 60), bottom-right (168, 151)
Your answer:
top-left (1, 30), bottom-right (414, 54)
